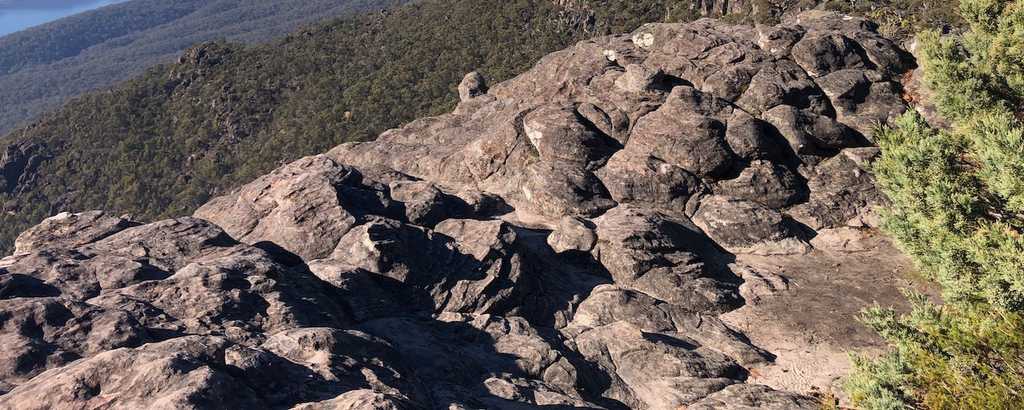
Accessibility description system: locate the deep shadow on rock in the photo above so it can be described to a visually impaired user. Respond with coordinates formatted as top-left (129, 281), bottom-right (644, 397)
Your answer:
top-left (0, 10), bottom-right (917, 410)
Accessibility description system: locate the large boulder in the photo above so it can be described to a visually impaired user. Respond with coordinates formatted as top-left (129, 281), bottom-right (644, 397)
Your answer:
top-left (547, 216), bottom-right (598, 254)
top-left (626, 86), bottom-right (737, 179)
top-left (591, 205), bottom-right (740, 312)
top-left (523, 104), bottom-right (620, 170)
top-left (195, 155), bottom-right (396, 260)
top-left (790, 147), bottom-right (885, 230)
top-left (597, 150), bottom-right (703, 212)
top-left (573, 321), bottom-right (745, 409)
top-left (693, 196), bottom-right (811, 256)
top-left (324, 217), bottom-right (525, 316)
top-left (716, 160), bottom-right (807, 209)
top-left (12, 211), bottom-right (137, 255)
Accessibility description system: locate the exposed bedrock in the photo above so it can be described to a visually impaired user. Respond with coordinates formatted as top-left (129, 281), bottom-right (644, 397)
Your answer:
top-left (1, 11), bottom-right (912, 409)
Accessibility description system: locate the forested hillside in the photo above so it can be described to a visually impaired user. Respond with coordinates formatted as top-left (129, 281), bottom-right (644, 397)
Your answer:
top-left (0, 0), bottom-right (962, 252)
top-left (0, 0), bottom-right (407, 134)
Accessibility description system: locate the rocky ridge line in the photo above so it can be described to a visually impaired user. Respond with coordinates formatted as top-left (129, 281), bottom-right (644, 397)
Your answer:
top-left (0, 11), bottom-right (912, 409)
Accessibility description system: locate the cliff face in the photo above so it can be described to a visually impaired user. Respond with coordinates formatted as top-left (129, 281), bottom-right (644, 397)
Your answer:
top-left (0, 11), bottom-right (915, 409)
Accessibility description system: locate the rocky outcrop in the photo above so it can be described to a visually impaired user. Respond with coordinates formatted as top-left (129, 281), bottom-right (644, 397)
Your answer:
top-left (0, 11), bottom-right (912, 409)
top-left (0, 141), bottom-right (48, 195)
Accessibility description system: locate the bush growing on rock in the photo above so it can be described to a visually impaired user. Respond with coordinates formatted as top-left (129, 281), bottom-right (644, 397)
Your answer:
top-left (847, 0), bottom-right (1024, 408)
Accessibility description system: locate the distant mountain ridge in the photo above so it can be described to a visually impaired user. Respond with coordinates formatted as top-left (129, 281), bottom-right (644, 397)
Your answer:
top-left (0, 0), bottom-right (103, 7)
top-left (0, 0), bottom-right (406, 134)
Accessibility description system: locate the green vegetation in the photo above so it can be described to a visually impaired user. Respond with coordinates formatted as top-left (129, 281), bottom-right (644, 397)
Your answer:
top-left (820, 0), bottom-right (962, 38)
top-left (0, 0), bottom-right (407, 134)
top-left (846, 0), bottom-right (1024, 408)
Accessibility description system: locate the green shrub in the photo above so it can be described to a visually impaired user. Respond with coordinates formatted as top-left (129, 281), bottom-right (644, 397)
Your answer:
top-left (822, 1), bottom-right (961, 38)
top-left (847, 1), bottom-right (1024, 408)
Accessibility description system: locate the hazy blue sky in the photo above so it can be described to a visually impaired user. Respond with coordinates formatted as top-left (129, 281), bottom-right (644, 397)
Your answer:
top-left (0, 0), bottom-right (126, 37)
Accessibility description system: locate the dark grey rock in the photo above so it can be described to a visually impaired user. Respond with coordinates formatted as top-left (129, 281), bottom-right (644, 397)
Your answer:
top-left (0, 141), bottom-right (49, 195)
top-left (716, 160), bottom-right (807, 209)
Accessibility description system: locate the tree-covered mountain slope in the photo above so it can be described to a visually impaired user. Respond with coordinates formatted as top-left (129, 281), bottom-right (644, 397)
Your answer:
top-left (0, 0), bottom-right (408, 134)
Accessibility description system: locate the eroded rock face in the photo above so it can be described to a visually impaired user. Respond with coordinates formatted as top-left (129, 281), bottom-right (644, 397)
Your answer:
top-left (693, 196), bottom-right (811, 256)
top-left (13, 211), bottom-right (137, 255)
top-left (0, 141), bottom-right (49, 195)
top-left (0, 11), bottom-right (911, 409)
top-left (194, 155), bottom-right (397, 260)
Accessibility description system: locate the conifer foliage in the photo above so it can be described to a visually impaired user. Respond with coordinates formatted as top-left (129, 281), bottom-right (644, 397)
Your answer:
top-left (847, 1), bottom-right (1024, 408)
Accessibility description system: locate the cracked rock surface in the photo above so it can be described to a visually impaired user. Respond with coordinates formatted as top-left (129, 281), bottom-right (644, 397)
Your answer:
top-left (1, 11), bottom-right (915, 409)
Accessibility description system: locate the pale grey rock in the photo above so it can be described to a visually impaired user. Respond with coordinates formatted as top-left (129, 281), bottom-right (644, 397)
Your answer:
top-left (693, 196), bottom-right (810, 255)
top-left (573, 321), bottom-right (744, 409)
top-left (755, 24), bottom-right (804, 57)
top-left (1, 217), bottom-right (240, 300)
top-left (195, 155), bottom-right (395, 260)
top-left (0, 298), bottom-right (146, 386)
top-left (566, 285), bottom-right (772, 367)
top-left (811, 227), bottom-right (877, 252)
top-left (614, 64), bottom-right (665, 93)
top-left (292, 390), bottom-right (417, 410)
top-left (0, 336), bottom-right (262, 410)
top-left (688, 383), bottom-right (820, 409)
top-left (458, 71), bottom-right (488, 102)
top-left (13, 211), bottom-right (136, 255)
top-left (591, 205), bottom-right (739, 311)
top-left (87, 244), bottom-right (350, 344)
top-left (729, 264), bottom-right (791, 304)
top-left (547, 216), bottom-right (597, 254)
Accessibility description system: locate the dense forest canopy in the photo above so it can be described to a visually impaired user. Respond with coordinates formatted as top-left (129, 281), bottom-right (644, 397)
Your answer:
top-left (0, 0), bottom-right (407, 134)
